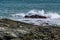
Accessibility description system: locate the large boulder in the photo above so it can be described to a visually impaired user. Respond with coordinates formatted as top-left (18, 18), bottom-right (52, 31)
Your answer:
top-left (25, 15), bottom-right (47, 18)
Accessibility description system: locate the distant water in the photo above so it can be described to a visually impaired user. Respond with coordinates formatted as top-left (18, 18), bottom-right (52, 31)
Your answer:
top-left (0, 0), bottom-right (60, 26)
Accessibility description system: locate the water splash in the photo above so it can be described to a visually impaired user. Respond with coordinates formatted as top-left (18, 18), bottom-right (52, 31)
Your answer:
top-left (11, 9), bottom-right (60, 19)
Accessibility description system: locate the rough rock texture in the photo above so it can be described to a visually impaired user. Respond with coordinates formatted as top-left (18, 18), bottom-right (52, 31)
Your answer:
top-left (25, 15), bottom-right (47, 18)
top-left (0, 19), bottom-right (60, 40)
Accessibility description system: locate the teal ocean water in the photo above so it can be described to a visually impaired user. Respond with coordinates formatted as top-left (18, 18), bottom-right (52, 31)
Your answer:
top-left (0, 0), bottom-right (60, 18)
top-left (0, 0), bottom-right (60, 26)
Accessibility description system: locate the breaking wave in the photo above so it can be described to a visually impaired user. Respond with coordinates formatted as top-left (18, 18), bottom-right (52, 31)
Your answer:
top-left (8, 9), bottom-right (60, 26)
top-left (11, 9), bottom-right (60, 19)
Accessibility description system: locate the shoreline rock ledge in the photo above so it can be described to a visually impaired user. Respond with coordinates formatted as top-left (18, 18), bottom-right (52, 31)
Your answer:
top-left (0, 19), bottom-right (60, 40)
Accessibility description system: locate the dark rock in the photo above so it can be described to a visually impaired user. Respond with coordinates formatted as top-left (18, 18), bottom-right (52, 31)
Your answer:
top-left (25, 15), bottom-right (47, 18)
top-left (4, 35), bottom-right (13, 40)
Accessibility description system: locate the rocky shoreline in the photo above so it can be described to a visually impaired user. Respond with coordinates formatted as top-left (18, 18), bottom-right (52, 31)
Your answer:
top-left (0, 18), bottom-right (60, 40)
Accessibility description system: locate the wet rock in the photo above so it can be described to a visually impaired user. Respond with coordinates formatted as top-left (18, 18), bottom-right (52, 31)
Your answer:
top-left (25, 15), bottom-right (47, 18)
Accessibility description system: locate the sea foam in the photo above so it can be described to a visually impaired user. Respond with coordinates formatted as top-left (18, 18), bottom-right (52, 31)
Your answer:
top-left (11, 9), bottom-right (60, 19)
top-left (10, 9), bottom-right (60, 26)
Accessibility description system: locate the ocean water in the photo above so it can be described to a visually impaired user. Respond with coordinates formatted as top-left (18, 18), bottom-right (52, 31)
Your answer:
top-left (0, 0), bottom-right (60, 26)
